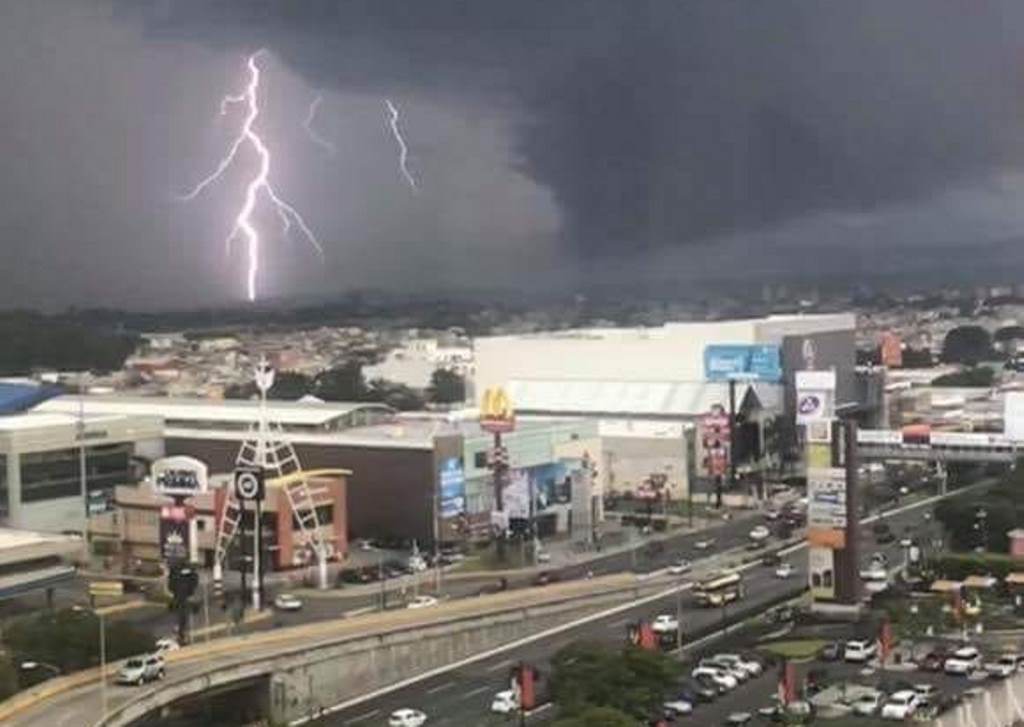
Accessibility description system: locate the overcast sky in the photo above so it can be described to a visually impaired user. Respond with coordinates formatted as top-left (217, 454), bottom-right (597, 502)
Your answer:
top-left (5, 1), bottom-right (1024, 310)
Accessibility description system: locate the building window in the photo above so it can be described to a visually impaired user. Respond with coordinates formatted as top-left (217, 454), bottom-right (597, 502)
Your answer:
top-left (293, 504), bottom-right (334, 529)
top-left (20, 444), bottom-right (132, 503)
top-left (473, 451), bottom-right (488, 469)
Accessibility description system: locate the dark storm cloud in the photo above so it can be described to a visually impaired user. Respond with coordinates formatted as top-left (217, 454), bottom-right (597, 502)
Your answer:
top-left (123, 0), bottom-right (1024, 255)
top-left (5, 1), bottom-right (1024, 309)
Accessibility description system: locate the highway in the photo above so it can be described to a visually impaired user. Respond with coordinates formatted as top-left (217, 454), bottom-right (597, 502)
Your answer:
top-left (3, 481), bottom-right (984, 727)
top-left (313, 487), bottom-right (972, 727)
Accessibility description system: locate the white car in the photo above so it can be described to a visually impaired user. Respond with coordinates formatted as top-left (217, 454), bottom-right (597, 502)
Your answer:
top-left (702, 660), bottom-right (749, 683)
top-left (407, 595), bottom-right (439, 609)
top-left (691, 666), bottom-right (738, 690)
top-left (408, 556), bottom-right (428, 573)
top-left (664, 699), bottom-right (693, 715)
top-left (694, 538), bottom-right (715, 550)
top-left (273, 593), bottom-right (303, 611)
top-left (985, 656), bottom-right (1018, 678)
top-left (843, 639), bottom-right (878, 663)
top-left (899, 537), bottom-right (913, 548)
top-left (775, 563), bottom-right (794, 579)
top-left (749, 525), bottom-right (770, 541)
top-left (388, 708), bottom-right (427, 727)
top-left (714, 653), bottom-right (762, 677)
top-left (881, 690), bottom-right (919, 720)
top-left (491, 690), bottom-right (519, 714)
top-left (945, 645), bottom-right (982, 675)
top-left (154, 637), bottom-right (179, 655)
top-left (853, 692), bottom-right (883, 716)
top-left (535, 550), bottom-right (552, 564)
top-left (651, 614), bottom-right (680, 634)
top-left (116, 654), bottom-right (164, 686)
top-left (859, 565), bottom-right (888, 581)
top-left (668, 558), bottom-right (692, 575)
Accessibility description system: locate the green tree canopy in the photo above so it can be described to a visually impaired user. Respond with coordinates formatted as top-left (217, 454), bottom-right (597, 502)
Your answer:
top-left (551, 706), bottom-right (637, 727)
top-left (995, 325), bottom-right (1024, 343)
top-left (941, 326), bottom-right (994, 365)
top-left (314, 362), bottom-right (368, 401)
top-left (427, 369), bottom-right (466, 404)
top-left (550, 641), bottom-right (680, 719)
top-left (224, 370), bottom-right (314, 400)
top-left (365, 378), bottom-right (426, 411)
top-left (0, 312), bottom-right (136, 375)
top-left (3, 608), bottom-right (154, 673)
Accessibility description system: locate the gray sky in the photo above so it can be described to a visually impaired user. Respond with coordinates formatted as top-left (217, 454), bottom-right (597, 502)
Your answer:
top-left (4, 1), bottom-right (1024, 309)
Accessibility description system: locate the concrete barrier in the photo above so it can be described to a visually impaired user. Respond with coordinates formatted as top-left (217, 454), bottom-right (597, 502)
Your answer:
top-left (93, 576), bottom-right (665, 727)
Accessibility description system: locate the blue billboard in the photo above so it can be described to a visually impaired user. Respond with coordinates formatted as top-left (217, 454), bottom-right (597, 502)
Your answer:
top-left (439, 458), bottom-right (466, 518)
top-left (704, 344), bottom-right (782, 382)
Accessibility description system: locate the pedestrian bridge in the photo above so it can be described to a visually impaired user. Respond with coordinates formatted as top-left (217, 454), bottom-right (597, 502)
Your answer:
top-left (857, 429), bottom-right (1019, 463)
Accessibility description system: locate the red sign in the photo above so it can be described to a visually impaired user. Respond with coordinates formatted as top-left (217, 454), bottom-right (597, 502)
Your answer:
top-left (160, 505), bottom-right (190, 522)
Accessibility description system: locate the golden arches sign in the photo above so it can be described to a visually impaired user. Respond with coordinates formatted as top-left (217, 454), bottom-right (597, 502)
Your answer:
top-left (480, 386), bottom-right (515, 432)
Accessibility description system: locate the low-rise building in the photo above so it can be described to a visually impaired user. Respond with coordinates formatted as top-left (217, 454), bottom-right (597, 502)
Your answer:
top-left (0, 412), bottom-right (163, 534)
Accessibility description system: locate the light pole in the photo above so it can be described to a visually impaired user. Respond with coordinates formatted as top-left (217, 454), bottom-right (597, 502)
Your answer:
top-left (72, 605), bottom-right (107, 719)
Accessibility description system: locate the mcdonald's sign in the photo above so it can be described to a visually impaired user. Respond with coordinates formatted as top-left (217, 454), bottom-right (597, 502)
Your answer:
top-left (480, 387), bottom-right (516, 433)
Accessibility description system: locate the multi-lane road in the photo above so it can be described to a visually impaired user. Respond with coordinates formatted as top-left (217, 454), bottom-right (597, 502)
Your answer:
top-left (4, 481), bottom-right (988, 727)
top-left (315, 486), bottom-right (979, 727)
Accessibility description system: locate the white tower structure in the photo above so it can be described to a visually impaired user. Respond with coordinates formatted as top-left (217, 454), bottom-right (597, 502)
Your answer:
top-left (212, 358), bottom-right (332, 598)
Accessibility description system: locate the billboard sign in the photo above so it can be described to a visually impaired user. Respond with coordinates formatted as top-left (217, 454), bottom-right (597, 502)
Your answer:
top-left (699, 404), bottom-right (730, 477)
top-left (808, 467), bottom-right (847, 531)
top-left (152, 456), bottom-right (209, 498)
top-left (704, 344), bottom-right (782, 382)
top-left (480, 387), bottom-right (516, 433)
top-left (795, 370), bottom-right (836, 424)
top-left (159, 505), bottom-right (191, 564)
top-left (439, 457), bottom-right (466, 518)
top-left (809, 546), bottom-right (836, 600)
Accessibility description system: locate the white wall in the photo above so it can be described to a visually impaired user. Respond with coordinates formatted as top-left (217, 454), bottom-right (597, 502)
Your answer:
top-left (474, 320), bottom-right (758, 402)
top-left (16, 497), bottom-right (84, 534)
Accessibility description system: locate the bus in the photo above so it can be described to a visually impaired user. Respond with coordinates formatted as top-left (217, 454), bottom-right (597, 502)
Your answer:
top-left (694, 570), bottom-right (744, 607)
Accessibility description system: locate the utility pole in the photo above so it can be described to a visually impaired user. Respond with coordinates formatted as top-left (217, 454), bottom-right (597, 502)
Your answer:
top-left (728, 378), bottom-right (738, 495)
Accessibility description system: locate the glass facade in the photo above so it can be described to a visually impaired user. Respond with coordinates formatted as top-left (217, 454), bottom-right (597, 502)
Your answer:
top-left (20, 443), bottom-right (132, 503)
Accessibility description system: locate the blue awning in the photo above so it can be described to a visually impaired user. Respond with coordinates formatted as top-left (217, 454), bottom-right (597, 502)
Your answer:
top-left (0, 382), bottom-right (62, 415)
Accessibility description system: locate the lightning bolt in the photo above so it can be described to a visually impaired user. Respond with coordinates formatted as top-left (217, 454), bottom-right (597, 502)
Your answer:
top-left (180, 49), bottom-right (323, 302)
top-left (303, 95), bottom-right (336, 156)
top-left (384, 99), bottom-right (418, 192)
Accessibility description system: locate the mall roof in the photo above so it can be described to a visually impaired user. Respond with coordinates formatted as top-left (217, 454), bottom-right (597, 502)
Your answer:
top-left (36, 395), bottom-right (394, 428)
top-left (505, 379), bottom-right (764, 417)
top-left (0, 411), bottom-right (129, 432)
top-left (0, 381), bottom-right (62, 415)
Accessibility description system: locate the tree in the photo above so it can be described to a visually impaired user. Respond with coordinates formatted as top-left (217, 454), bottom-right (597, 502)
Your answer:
top-left (941, 326), bottom-right (994, 365)
top-left (0, 312), bottom-right (137, 375)
top-left (551, 706), bottom-right (636, 727)
top-left (365, 378), bottom-right (426, 411)
top-left (3, 609), bottom-right (154, 673)
top-left (314, 363), bottom-right (368, 401)
top-left (427, 369), bottom-right (466, 404)
top-left (224, 371), bottom-right (313, 400)
top-left (550, 641), bottom-right (680, 719)
top-left (931, 367), bottom-right (995, 388)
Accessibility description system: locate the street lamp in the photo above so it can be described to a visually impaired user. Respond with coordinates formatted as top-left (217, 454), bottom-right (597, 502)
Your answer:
top-left (71, 604), bottom-right (107, 719)
top-left (20, 661), bottom-right (61, 678)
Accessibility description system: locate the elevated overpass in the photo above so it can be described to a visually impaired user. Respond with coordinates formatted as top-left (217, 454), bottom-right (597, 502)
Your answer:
top-left (1, 573), bottom-right (669, 727)
top-left (857, 429), bottom-right (1019, 464)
